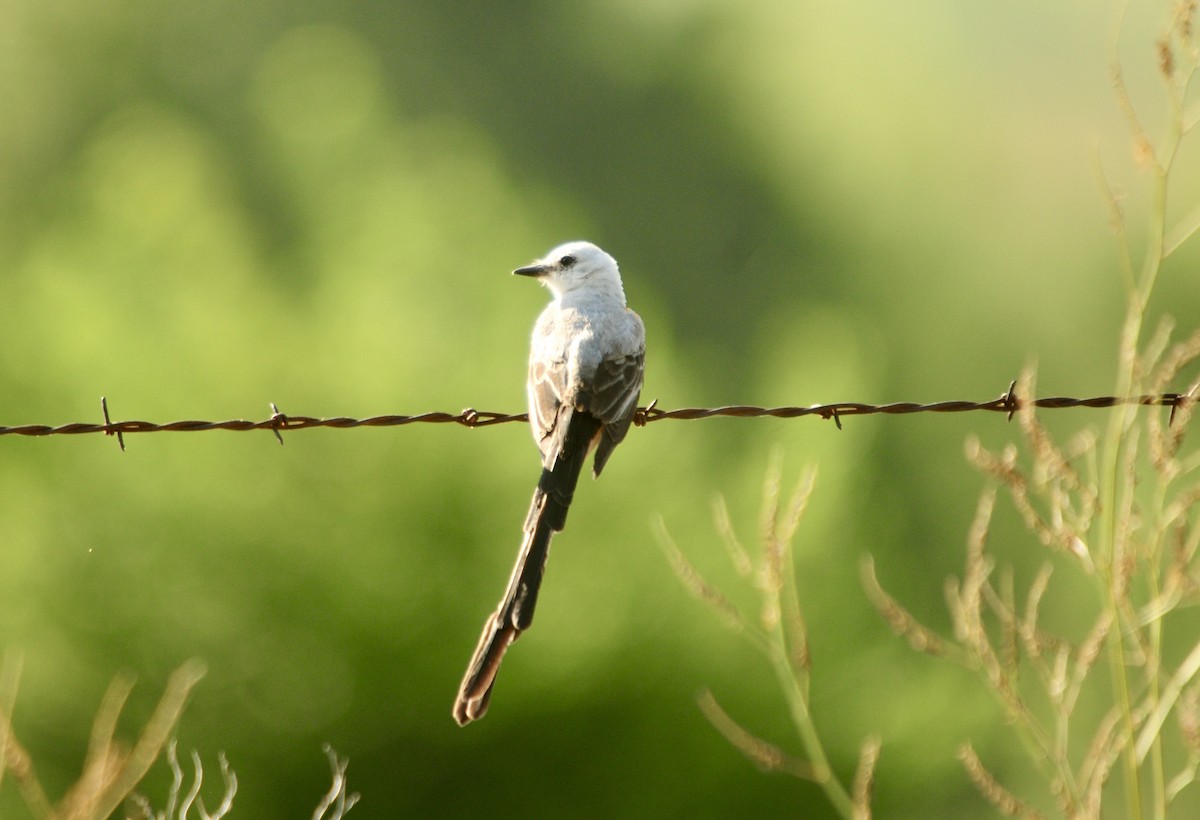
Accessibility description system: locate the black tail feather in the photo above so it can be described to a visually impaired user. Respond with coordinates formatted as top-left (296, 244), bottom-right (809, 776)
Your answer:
top-left (452, 411), bottom-right (602, 725)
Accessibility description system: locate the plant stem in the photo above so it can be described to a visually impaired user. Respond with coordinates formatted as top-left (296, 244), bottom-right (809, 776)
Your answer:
top-left (768, 634), bottom-right (854, 818)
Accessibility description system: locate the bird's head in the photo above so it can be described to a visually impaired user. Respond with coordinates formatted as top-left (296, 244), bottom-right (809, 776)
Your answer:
top-left (513, 241), bottom-right (625, 302)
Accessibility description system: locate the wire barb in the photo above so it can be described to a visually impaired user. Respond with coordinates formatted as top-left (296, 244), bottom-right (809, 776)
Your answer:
top-left (1, 384), bottom-right (1191, 442)
top-left (633, 398), bottom-right (658, 427)
top-left (1168, 382), bottom-right (1197, 426)
top-left (1002, 380), bottom-right (1019, 421)
top-left (821, 406), bottom-right (843, 430)
top-left (100, 396), bottom-right (125, 452)
top-left (269, 403), bottom-right (286, 446)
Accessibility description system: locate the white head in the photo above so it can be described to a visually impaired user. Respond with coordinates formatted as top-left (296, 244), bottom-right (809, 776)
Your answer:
top-left (513, 241), bottom-right (626, 303)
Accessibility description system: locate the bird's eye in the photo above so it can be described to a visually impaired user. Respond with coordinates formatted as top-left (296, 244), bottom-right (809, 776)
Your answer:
top-left (559, 255), bottom-right (576, 268)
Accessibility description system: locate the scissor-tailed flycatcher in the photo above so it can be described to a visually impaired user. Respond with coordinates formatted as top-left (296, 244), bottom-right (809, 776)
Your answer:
top-left (452, 241), bottom-right (646, 726)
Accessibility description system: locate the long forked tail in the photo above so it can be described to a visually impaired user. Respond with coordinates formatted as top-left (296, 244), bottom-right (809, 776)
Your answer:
top-left (452, 414), bottom-right (600, 726)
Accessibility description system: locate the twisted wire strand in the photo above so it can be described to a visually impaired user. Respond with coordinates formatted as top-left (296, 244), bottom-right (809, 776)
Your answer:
top-left (0, 383), bottom-right (1191, 446)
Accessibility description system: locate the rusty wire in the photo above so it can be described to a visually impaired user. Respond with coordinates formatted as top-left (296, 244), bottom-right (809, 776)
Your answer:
top-left (0, 382), bottom-right (1193, 449)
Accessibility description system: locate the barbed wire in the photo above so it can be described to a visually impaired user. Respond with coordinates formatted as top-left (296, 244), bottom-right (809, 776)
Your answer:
top-left (0, 382), bottom-right (1193, 451)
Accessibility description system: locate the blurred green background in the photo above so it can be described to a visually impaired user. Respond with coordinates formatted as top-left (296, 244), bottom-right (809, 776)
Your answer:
top-left (2, 1), bottom-right (1198, 817)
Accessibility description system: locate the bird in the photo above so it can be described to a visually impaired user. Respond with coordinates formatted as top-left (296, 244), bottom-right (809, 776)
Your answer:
top-left (452, 241), bottom-right (646, 726)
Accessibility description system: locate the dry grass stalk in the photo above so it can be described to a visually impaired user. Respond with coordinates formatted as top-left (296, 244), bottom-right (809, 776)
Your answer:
top-left (695, 690), bottom-right (819, 781)
top-left (958, 743), bottom-right (1046, 819)
top-left (0, 658), bottom-right (206, 820)
top-left (658, 457), bottom-right (860, 818)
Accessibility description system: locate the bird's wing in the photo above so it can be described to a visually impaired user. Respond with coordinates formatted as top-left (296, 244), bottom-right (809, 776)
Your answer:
top-left (587, 350), bottom-right (644, 425)
top-left (587, 348), bottom-right (645, 476)
top-left (528, 354), bottom-right (570, 469)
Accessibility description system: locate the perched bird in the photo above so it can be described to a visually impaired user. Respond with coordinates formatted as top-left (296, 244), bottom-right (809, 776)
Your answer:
top-left (453, 241), bottom-right (646, 725)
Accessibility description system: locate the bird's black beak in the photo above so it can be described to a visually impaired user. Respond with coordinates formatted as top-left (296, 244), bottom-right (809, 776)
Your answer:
top-left (513, 263), bottom-right (551, 277)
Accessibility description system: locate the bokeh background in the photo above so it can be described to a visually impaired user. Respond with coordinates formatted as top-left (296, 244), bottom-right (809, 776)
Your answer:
top-left (2, 1), bottom-right (1199, 817)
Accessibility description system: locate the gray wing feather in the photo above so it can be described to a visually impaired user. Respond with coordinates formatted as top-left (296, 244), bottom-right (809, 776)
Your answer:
top-left (588, 350), bottom-right (645, 476)
top-left (528, 357), bottom-right (570, 470)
